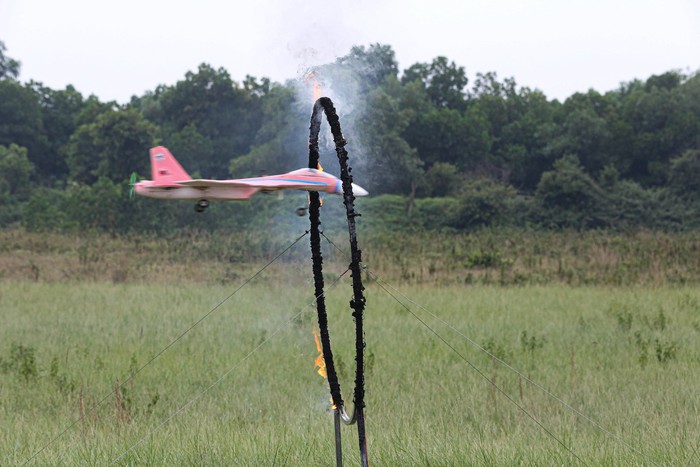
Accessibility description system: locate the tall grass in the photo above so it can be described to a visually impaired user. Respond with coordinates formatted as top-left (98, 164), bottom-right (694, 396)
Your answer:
top-left (2, 274), bottom-right (698, 465)
top-left (4, 227), bottom-right (700, 286)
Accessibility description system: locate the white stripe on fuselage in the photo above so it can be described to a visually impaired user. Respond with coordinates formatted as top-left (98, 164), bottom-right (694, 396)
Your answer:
top-left (139, 186), bottom-right (257, 201)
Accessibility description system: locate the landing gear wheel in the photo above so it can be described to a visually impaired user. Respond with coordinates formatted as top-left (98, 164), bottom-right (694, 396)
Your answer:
top-left (195, 199), bottom-right (209, 213)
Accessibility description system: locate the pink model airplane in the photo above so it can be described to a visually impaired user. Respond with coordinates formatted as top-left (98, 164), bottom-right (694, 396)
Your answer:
top-left (133, 146), bottom-right (368, 212)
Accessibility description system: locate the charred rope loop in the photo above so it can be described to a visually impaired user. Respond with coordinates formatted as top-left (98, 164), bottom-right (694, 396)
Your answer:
top-left (308, 97), bottom-right (368, 464)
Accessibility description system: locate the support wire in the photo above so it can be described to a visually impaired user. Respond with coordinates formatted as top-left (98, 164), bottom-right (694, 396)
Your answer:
top-left (319, 231), bottom-right (659, 466)
top-left (108, 268), bottom-right (351, 466)
top-left (370, 273), bottom-right (588, 466)
top-left (23, 231), bottom-right (309, 466)
top-left (369, 273), bottom-right (661, 467)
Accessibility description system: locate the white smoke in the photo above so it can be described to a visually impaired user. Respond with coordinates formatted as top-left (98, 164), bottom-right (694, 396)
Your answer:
top-left (286, 53), bottom-right (372, 186)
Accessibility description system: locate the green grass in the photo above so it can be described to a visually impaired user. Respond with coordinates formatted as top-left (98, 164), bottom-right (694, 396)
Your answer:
top-left (2, 273), bottom-right (699, 465)
top-left (6, 227), bottom-right (700, 286)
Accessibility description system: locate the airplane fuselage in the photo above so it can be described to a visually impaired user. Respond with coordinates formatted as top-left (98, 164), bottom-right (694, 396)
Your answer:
top-left (132, 147), bottom-right (368, 212)
top-left (134, 182), bottom-right (259, 201)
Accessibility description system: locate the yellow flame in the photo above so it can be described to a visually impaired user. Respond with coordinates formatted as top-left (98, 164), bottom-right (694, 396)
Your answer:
top-left (306, 71), bottom-right (334, 410)
top-left (312, 324), bottom-right (327, 378)
top-left (305, 71), bottom-right (322, 102)
top-left (304, 71), bottom-right (324, 208)
top-left (312, 324), bottom-right (335, 408)
top-left (315, 356), bottom-right (327, 378)
top-left (317, 162), bottom-right (323, 206)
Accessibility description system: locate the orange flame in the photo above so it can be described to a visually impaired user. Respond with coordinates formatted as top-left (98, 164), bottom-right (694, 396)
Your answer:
top-left (317, 162), bottom-right (323, 206)
top-left (305, 71), bottom-right (322, 102)
top-left (305, 71), bottom-right (324, 208)
top-left (312, 324), bottom-right (335, 408)
top-left (307, 72), bottom-right (334, 410)
top-left (313, 324), bottom-right (327, 378)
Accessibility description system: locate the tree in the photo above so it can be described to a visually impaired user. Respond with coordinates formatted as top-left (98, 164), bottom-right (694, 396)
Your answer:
top-left (470, 74), bottom-right (558, 188)
top-left (66, 108), bottom-right (158, 184)
top-left (360, 77), bottom-right (423, 212)
top-left (62, 177), bottom-right (125, 231)
top-left (0, 144), bottom-right (33, 198)
top-left (168, 123), bottom-right (213, 177)
top-left (75, 95), bottom-right (116, 126)
top-left (0, 143), bottom-right (33, 226)
top-left (29, 82), bottom-right (86, 181)
top-left (645, 71), bottom-right (683, 92)
top-left (470, 72), bottom-right (510, 140)
top-left (454, 179), bottom-right (518, 228)
top-left (402, 56), bottom-right (468, 110)
top-left (418, 162), bottom-right (462, 197)
top-left (151, 64), bottom-right (265, 178)
top-left (0, 80), bottom-right (50, 174)
top-left (404, 106), bottom-right (489, 171)
top-left (668, 149), bottom-right (700, 198)
top-left (230, 84), bottom-right (307, 176)
top-left (0, 41), bottom-right (20, 80)
top-left (243, 75), bottom-right (271, 97)
top-left (22, 187), bottom-right (67, 231)
top-left (549, 91), bottom-right (613, 175)
top-left (335, 44), bottom-right (398, 89)
top-left (535, 154), bottom-right (609, 228)
top-left (617, 74), bottom-right (700, 186)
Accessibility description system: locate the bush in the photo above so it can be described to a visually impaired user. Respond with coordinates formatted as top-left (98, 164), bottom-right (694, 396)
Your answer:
top-left (453, 179), bottom-right (519, 229)
top-left (535, 154), bottom-right (609, 228)
top-left (668, 149), bottom-right (700, 199)
top-left (413, 197), bottom-right (460, 229)
top-left (22, 188), bottom-right (68, 231)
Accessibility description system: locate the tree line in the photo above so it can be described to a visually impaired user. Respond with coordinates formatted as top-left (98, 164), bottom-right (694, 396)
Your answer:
top-left (1, 40), bottom-right (700, 233)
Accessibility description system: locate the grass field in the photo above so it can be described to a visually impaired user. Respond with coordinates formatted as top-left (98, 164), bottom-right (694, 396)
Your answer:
top-left (2, 258), bottom-right (699, 465)
top-left (5, 227), bottom-right (700, 287)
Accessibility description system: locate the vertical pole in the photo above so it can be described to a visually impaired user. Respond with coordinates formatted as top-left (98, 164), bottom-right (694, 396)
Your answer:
top-left (334, 408), bottom-right (343, 467)
top-left (357, 408), bottom-right (369, 467)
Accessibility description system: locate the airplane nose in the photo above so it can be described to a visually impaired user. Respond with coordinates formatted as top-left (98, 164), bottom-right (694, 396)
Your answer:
top-left (351, 183), bottom-right (369, 197)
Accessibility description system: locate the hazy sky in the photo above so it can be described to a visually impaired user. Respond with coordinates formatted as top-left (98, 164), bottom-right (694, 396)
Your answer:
top-left (1, 0), bottom-right (699, 103)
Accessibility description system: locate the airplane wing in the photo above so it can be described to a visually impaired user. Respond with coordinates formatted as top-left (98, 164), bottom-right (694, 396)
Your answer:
top-left (176, 176), bottom-right (335, 192)
top-left (173, 169), bottom-right (369, 196)
top-left (175, 179), bottom-right (255, 188)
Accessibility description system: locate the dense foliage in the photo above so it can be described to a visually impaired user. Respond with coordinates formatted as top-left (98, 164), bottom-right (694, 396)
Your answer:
top-left (2, 40), bottom-right (700, 233)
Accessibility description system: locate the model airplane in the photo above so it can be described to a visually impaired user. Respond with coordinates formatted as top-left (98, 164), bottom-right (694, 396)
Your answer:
top-left (133, 146), bottom-right (368, 212)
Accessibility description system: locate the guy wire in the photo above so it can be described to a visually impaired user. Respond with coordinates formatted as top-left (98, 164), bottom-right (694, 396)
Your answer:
top-left (319, 232), bottom-right (659, 466)
top-left (23, 231), bottom-right (309, 466)
top-left (108, 268), bottom-right (352, 466)
top-left (370, 274), bottom-right (661, 467)
top-left (371, 275), bottom-right (588, 466)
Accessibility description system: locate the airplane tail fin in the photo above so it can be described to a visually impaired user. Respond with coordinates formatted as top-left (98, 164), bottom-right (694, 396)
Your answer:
top-left (149, 146), bottom-right (192, 183)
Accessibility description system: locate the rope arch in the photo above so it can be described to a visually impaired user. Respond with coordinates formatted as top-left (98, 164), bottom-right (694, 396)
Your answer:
top-left (307, 97), bottom-right (368, 466)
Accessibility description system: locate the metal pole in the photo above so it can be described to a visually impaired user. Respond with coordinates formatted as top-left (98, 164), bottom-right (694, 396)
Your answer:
top-left (334, 408), bottom-right (343, 467)
top-left (357, 408), bottom-right (368, 467)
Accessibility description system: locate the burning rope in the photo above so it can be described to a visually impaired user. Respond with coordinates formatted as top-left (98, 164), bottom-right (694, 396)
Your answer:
top-left (307, 97), bottom-right (369, 467)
